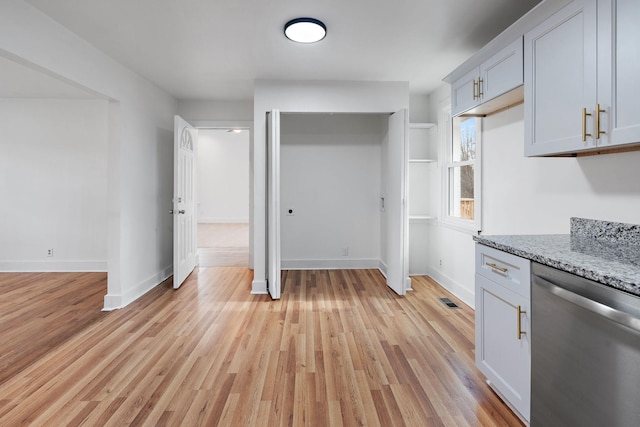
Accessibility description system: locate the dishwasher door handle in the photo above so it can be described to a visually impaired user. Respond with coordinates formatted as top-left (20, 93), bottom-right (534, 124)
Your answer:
top-left (534, 275), bottom-right (640, 333)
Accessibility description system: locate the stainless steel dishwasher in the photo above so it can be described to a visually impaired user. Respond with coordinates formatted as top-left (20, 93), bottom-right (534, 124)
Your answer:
top-left (531, 262), bottom-right (640, 426)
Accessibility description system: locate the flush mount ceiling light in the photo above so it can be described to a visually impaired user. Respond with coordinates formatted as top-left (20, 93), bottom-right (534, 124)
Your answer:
top-left (284, 18), bottom-right (327, 43)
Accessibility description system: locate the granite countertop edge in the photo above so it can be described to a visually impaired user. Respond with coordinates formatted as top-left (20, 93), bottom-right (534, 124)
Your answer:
top-left (473, 235), bottom-right (640, 297)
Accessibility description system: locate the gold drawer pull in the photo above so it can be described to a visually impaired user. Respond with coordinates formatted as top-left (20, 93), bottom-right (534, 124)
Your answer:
top-left (486, 262), bottom-right (508, 273)
top-left (517, 305), bottom-right (526, 340)
top-left (582, 107), bottom-right (592, 142)
top-left (596, 103), bottom-right (606, 139)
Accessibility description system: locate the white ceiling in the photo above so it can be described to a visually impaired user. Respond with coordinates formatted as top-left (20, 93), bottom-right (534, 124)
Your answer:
top-left (19, 0), bottom-right (542, 100)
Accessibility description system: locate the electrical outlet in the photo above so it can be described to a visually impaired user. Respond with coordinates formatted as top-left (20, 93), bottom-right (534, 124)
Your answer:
top-left (439, 259), bottom-right (442, 267)
top-left (47, 248), bottom-right (54, 257)
top-left (341, 247), bottom-right (349, 257)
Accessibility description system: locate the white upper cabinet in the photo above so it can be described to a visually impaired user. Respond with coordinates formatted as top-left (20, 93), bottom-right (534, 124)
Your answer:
top-left (481, 38), bottom-right (524, 104)
top-left (451, 67), bottom-right (482, 117)
top-left (598, 0), bottom-right (640, 149)
top-left (451, 37), bottom-right (524, 117)
top-left (524, 0), bottom-right (597, 156)
top-left (525, 0), bottom-right (640, 156)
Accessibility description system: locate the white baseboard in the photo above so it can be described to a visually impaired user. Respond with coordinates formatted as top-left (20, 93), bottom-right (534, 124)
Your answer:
top-left (405, 277), bottom-right (413, 291)
top-left (198, 217), bottom-right (249, 224)
top-left (426, 267), bottom-right (475, 309)
top-left (378, 260), bottom-right (387, 278)
top-left (251, 279), bottom-right (267, 294)
top-left (103, 294), bottom-right (121, 311)
top-left (103, 265), bottom-right (173, 311)
top-left (0, 260), bottom-right (107, 272)
top-left (282, 258), bottom-right (380, 270)
top-left (408, 270), bottom-right (430, 276)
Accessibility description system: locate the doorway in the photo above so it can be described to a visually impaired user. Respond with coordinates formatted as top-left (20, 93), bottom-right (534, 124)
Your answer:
top-left (266, 110), bottom-right (409, 298)
top-left (196, 128), bottom-right (250, 267)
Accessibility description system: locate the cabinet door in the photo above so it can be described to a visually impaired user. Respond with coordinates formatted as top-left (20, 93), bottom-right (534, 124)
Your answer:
top-left (598, 0), bottom-right (640, 148)
top-left (451, 67), bottom-right (480, 116)
top-left (481, 37), bottom-right (523, 103)
top-left (524, 0), bottom-right (597, 156)
top-left (476, 274), bottom-right (531, 421)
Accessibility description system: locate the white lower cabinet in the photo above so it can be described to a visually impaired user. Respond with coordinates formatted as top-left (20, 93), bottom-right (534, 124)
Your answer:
top-left (475, 244), bottom-right (531, 423)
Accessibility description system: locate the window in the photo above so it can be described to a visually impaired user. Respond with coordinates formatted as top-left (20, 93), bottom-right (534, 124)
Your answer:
top-left (443, 114), bottom-right (481, 231)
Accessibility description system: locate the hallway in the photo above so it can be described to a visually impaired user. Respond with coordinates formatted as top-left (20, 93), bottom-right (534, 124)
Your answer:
top-left (198, 223), bottom-right (249, 267)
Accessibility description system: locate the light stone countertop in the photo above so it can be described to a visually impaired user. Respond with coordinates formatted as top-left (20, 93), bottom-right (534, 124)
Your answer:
top-left (473, 218), bottom-right (640, 297)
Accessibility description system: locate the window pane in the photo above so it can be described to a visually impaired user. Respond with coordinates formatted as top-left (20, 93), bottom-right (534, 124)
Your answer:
top-left (451, 116), bottom-right (476, 162)
top-left (449, 165), bottom-right (474, 220)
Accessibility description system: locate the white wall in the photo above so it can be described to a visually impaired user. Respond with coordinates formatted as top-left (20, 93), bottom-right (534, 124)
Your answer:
top-left (177, 100), bottom-right (253, 122)
top-left (0, 99), bottom-right (108, 271)
top-left (482, 103), bottom-right (640, 234)
top-left (252, 79), bottom-right (409, 294)
top-left (1, 0), bottom-right (178, 309)
top-left (426, 89), bottom-right (640, 308)
top-left (409, 93), bottom-right (430, 123)
top-left (197, 129), bottom-right (250, 223)
top-left (280, 114), bottom-right (384, 268)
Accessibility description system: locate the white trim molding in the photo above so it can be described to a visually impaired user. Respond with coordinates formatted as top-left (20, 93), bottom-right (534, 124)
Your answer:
top-left (427, 267), bottom-right (474, 309)
top-left (197, 217), bottom-right (249, 224)
top-left (378, 260), bottom-right (388, 278)
top-left (0, 260), bottom-right (107, 272)
top-left (251, 279), bottom-right (268, 295)
top-left (102, 265), bottom-right (173, 311)
top-left (282, 258), bottom-right (381, 270)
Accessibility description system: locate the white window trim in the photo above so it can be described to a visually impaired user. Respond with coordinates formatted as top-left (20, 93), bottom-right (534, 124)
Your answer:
top-left (439, 107), bottom-right (482, 234)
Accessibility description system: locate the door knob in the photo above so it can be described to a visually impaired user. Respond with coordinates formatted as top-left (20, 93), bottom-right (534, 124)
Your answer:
top-left (169, 209), bottom-right (186, 214)
top-left (169, 209), bottom-right (174, 214)
top-left (178, 210), bottom-right (186, 214)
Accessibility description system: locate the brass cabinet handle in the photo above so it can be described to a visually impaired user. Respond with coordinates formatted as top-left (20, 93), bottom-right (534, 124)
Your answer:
top-left (582, 108), bottom-right (592, 142)
top-left (478, 78), bottom-right (484, 98)
top-left (596, 104), bottom-right (606, 139)
top-left (472, 79), bottom-right (478, 100)
top-left (486, 262), bottom-right (508, 273)
top-left (517, 305), bottom-right (526, 340)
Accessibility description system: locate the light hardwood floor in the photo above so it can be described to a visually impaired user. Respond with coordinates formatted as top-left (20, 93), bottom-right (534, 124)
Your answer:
top-left (0, 272), bottom-right (106, 386)
top-left (198, 223), bottom-right (249, 267)
top-left (0, 269), bottom-right (522, 426)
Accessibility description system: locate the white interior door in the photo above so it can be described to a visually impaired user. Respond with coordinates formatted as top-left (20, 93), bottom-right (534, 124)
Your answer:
top-left (386, 109), bottom-right (409, 295)
top-left (173, 115), bottom-right (198, 289)
top-left (266, 110), bottom-right (281, 299)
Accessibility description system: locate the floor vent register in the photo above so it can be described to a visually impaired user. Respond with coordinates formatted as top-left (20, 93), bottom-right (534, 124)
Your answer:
top-left (438, 297), bottom-right (461, 309)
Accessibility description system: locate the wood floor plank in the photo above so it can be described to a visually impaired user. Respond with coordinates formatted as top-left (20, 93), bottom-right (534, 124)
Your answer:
top-left (0, 269), bottom-right (524, 426)
top-left (0, 272), bottom-right (106, 386)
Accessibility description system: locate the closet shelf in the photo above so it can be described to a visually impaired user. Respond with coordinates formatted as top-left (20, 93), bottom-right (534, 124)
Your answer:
top-left (409, 215), bottom-right (437, 222)
top-left (409, 122), bottom-right (436, 129)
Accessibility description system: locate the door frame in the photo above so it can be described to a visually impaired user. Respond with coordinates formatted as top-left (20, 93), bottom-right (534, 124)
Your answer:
top-left (263, 110), bottom-right (409, 298)
top-left (190, 120), bottom-right (254, 269)
top-left (266, 111), bottom-right (281, 299)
